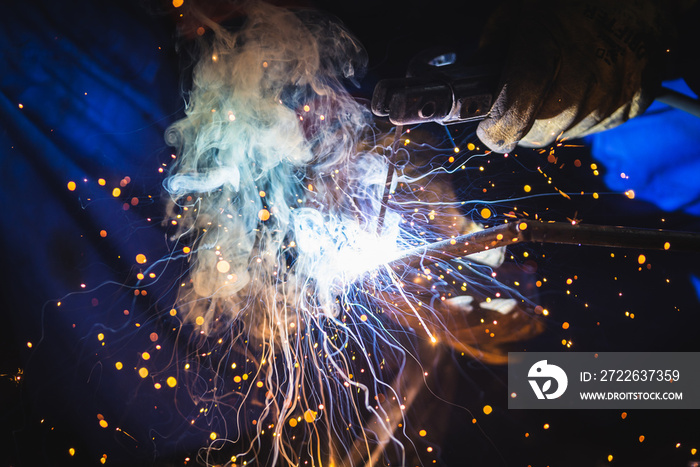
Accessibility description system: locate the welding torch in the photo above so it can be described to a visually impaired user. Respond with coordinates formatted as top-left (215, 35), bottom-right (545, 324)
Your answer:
top-left (371, 50), bottom-right (498, 126)
top-left (371, 51), bottom-right (700, 127)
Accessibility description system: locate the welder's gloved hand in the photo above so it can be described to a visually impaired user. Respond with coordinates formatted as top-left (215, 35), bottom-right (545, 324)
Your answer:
top-left (476, 0), bottom-right (674, 153)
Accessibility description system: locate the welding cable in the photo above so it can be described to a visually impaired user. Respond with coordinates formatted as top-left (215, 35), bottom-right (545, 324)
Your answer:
top-left (656, 87), bottom-right (700, 118)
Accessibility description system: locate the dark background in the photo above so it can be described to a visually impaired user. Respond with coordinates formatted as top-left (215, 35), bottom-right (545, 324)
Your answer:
top-left (1, 1), bottom-right (699, 466)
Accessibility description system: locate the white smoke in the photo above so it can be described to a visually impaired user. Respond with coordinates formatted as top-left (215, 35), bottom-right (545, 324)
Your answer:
top-left (164, 2), bottom-right (388, 328)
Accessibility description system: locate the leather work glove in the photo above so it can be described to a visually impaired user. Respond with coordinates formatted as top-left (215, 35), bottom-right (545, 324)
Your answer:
top-left (476, 0), bottom-right (677, 153)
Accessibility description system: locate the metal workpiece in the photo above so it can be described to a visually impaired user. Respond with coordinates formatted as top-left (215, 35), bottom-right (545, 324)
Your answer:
top-left (387, 220), bottom-right (700, 271)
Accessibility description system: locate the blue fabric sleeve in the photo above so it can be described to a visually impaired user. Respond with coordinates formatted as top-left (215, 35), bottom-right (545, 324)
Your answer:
top-left (587, 79), bottom-right (700, 216)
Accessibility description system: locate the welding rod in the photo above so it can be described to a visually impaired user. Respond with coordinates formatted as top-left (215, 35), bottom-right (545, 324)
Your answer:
top-left (376, 124), bottom-right (403, 235)
top-left (387, 220), bottom-right (700, 270)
